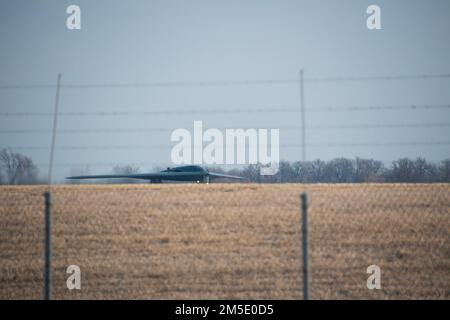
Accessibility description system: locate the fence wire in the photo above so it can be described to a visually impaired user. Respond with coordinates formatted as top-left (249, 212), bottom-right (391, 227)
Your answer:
top-left (0, 183), bottom-right (448, 299)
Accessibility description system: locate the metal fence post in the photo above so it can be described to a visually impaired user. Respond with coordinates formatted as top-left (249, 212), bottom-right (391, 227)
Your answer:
top-left (301, 192), bottom-right (310, 300)
top-left (44, 192), bottom-right (53, 300)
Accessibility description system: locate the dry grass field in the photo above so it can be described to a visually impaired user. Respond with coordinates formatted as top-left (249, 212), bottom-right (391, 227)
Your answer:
top-left (0, 184), bottom-right (449, 300)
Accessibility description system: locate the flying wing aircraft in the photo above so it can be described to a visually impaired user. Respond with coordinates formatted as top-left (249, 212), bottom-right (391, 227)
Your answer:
top-left (66, 165), bottom-right (246, 183)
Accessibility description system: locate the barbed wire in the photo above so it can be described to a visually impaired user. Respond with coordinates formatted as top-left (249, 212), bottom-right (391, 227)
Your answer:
top-left (5, 141), bottom-right (450, 151)
top-left (34, 162), bottom-right (161, 168)
top-left (1, 104), bottom-right (449, 117)
top-left (0, 108), bottom-right (297, 117)
top-left (1, 122), bottom-right (450, 134)
top-left (0, 73), bottom-right (449, 89)
top-left (309, 104), bottom-right (450, 111)
top-left (305, 74), bottom-right (450, 82)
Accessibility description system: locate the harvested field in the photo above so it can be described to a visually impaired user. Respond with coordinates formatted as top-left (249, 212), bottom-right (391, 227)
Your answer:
top-left (0, 184), bottom-right (449, 299)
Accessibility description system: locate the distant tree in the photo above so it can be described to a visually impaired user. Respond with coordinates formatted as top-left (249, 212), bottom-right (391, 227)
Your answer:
top-left (290, 160), bottom-right (322, 183)
top-left (309, 159), bottom-right (327, 183)
top-left (438, 159), bottom-right (450, 182)
top-left (355, 158), bottom-right (385, 182)
top-left (387, 157), bottom-right (437, 183)
top-left (412, 157), bottom-right (438, 182)
top-left (290, 161), bottom-right (303, 182)
top-left (279, 161), bottom-right (295, 183)
top-left (325, 158), bottom-right (356, 183)
top-left (386, 158), bottom-right (415, 182)
top-left (0, 149), bottom-right (38, 184)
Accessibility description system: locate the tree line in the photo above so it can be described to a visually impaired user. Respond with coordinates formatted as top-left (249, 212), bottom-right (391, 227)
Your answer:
top-left (0, 148), bottom-right (449, 184)
top-left (212, 157), bottom-right (450, 183)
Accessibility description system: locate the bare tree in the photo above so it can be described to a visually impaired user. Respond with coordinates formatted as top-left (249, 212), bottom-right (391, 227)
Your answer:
top-left (290, 160), bottom-right (320, 183)
top-left (387, 158), bottom-right (415, 182)
top-left (439, 159), bottom-right (450, 182)
top-left (0, 149), bottom-right (38, 185)
top-left (277, 161), bottom-right (295, 182)
top-left (325, 158), bottom-right (356, 183)
top-left (387, 157), bottom-right (438, 183)
top-left (412, 157), bottom-right (437, 182)
top-left (303, 159), bottom-right (326, 183)
top-left (355, 158), bottom-right (385, 182)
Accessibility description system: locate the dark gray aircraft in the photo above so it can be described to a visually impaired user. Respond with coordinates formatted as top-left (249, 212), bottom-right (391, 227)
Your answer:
top-left (66, 165), bottom-right (245, 183)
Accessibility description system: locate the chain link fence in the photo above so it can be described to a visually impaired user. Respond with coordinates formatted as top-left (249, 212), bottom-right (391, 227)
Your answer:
top-left (308, 184), bottom-right (449, 299)
top-left (0, 183), bottom-right (449, 299)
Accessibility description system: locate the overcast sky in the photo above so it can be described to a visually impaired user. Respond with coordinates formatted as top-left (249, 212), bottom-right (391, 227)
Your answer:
top-left (0, 0), bottom-right (449, 181)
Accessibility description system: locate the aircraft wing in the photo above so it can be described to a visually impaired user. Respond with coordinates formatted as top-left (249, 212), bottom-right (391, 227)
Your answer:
top-left (208, 172), bottom-right (246, 180)
top-left (66, 173), bottom-right (170, 180)
top-left (67, 170), bottom-right (246, 181)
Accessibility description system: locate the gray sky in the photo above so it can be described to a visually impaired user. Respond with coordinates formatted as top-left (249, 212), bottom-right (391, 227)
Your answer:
top-left (0, 0), bottom-right (449, 181)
